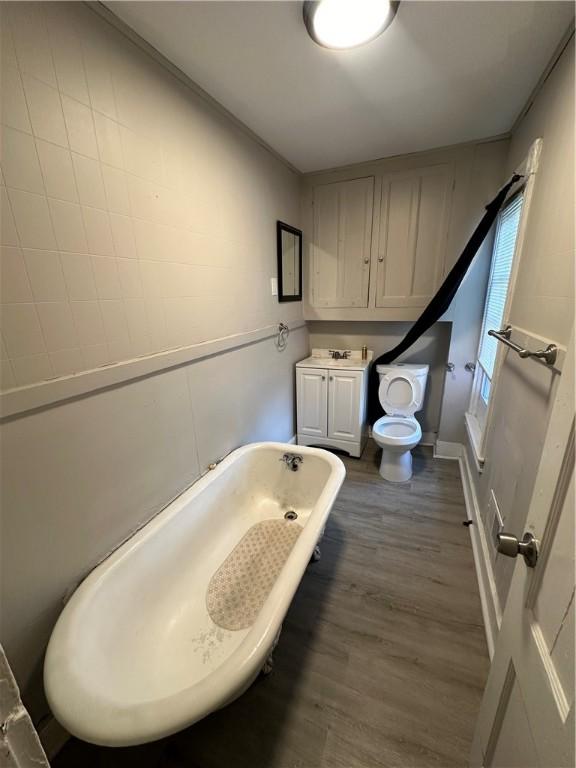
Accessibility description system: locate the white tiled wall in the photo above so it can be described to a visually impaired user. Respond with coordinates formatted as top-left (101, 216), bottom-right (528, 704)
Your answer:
top-left (2, 326), bottom-right (309, 723)
top-left (0, 2), bottom-right (302, 390)
top-left (0, 2), bottom-right (308, 728)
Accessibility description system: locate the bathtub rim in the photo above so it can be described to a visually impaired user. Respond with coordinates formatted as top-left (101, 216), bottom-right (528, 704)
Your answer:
top-left (44, 441), bottom-right (345, 747)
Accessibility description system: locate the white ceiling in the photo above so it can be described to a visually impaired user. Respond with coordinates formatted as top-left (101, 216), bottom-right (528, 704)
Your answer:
top-left (106, 1), bottom-right (574, 173)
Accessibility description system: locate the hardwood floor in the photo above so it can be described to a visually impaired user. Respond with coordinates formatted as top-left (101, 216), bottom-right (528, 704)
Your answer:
top-left (53, 441), bottom-right (489, 768)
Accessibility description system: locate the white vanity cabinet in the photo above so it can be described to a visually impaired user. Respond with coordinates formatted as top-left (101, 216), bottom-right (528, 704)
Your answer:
top-left (296, 368), bottom-right (328, 438)
top-left (296, 351), bottom-right (371, 458)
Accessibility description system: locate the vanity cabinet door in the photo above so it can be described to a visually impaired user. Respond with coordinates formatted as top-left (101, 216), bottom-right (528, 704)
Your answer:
top-left (311, 176), bottom-right (374, 308)
top-left (328, 370), bottom-right (363, 443)
top-left (375, 164), bottom-right (452, 308)
top-left (296, 368), bottom-right (328, 437)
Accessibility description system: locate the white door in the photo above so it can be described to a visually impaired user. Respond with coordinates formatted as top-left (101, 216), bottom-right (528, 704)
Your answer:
top-left (375, 164), bottom-right (452, 308)
top-left (328, 370), bottom-right (363, 442)
top-left (471, 330), bottom-right (575, 767)
top-left (311, 176), bottom-right (374, 308)
top-left (296, 367), bottom-right (328, 437)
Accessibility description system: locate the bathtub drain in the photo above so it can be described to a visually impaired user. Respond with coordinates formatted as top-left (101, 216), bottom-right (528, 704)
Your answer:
top-left (284, 510), bottom-right (298, 521)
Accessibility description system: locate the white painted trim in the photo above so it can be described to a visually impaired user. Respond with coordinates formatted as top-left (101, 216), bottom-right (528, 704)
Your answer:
top-left (433, 439), bottom-right (502, 656)
top-left (419, 431), bottom-right (437, 447)
top-left (473, 139), bottom-right (542, 459)
top-left (459, 445), bottom-right (502, 659)
top-left (0, 321), bottom-right (307, 419)
top-left (37, 715), bottom-right (70, 760)
top-left (464, 412), bottom-right (485, 472)
top-left (433, 440), bottom-right (463, 460)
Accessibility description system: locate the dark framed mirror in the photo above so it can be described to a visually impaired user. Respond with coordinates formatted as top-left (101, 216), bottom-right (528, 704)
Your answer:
top-left (276, 221), bottom-right (302, 302)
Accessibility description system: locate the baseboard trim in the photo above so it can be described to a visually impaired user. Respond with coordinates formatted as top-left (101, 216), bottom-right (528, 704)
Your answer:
top-left (459, 446), bottom-right (501, 659)
top-left (433, 440), bottom-right (463, 460)
top-left (37, 715), bottom-right (70, 760)
top-left (420, 431), bottom-right (437, 447)
top-left (288, 435), bottom-right (297, 445)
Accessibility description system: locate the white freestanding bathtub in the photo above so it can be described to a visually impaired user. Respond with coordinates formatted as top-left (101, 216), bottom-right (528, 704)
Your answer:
top-left (44, 442), bottom-right (345, 747)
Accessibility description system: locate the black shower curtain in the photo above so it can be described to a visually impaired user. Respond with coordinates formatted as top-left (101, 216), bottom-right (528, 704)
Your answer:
top-left (367, 172), bottom-right (522, 424)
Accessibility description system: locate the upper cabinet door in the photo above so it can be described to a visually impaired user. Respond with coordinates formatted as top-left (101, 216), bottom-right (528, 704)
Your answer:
top-left (375, 164), bottom-right (453, 308)
top-left (311, 177), bottom-right (374, 308)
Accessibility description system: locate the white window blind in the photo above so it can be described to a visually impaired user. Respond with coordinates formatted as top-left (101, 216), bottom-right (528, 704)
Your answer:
top-left (477, 192), bottom-right (524, 377)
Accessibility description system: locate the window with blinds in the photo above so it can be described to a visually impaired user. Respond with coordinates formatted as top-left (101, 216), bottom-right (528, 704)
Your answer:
top-left (477, 192), bottom-right (524, 380)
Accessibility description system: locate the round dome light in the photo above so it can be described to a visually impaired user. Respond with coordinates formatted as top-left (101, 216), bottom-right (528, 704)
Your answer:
top-left (303, 0), bottom-right (400, 50)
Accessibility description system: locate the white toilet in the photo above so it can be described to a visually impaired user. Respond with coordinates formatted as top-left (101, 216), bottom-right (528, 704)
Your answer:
top-left (372, 363), bottom-right (429, 482)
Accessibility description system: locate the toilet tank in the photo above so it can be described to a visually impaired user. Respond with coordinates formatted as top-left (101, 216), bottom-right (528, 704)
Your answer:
top-left (375, 363), bottom-right (429, 413)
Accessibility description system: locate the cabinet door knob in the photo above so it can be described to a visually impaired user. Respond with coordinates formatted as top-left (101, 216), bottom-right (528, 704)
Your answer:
top-left (378, 256), bottom-right (384, 262)
top-left (329, 376), bottom-right (334, 381)
top-left (321, 375), bottom-right (326, 380)
top-left (363, 257), bottom-right (369, 264)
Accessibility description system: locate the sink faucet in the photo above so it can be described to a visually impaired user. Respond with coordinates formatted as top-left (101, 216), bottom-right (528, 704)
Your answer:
top-left (281, 453), bottom-right (303, 471)
top-left (329, 350), bottom-right (351, 360)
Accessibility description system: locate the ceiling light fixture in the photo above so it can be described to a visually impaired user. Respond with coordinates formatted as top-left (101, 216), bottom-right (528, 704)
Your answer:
top-left (303, 0), bottom-right (400, 50)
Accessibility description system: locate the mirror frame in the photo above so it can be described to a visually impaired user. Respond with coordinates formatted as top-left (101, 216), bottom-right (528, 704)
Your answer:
top-left (276, 220), bottom-right (303, 302)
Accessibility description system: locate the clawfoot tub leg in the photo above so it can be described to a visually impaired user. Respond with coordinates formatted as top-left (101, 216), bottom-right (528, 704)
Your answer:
top-left (261, 626), bottom-right (282, 676)
top-left (310, 545), bottom-right (321, 563)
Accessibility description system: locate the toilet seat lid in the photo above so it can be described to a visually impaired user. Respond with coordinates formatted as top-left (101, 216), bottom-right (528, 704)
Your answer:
top-left (378, 370), bottom-right (422, 416)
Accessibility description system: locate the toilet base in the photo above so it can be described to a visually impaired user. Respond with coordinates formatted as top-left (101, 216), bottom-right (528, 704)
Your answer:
top-left (379, 448), bottom-right (413, 482)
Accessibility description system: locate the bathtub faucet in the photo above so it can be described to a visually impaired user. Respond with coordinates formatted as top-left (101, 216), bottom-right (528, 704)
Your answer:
top-left (281, 453), bottom-right (303, 471)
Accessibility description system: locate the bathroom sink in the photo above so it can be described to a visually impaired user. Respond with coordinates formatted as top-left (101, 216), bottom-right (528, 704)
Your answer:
top-left (313, 358), bottom-right (363, 368)
top-left (297, 351), bottom-right (372, 371)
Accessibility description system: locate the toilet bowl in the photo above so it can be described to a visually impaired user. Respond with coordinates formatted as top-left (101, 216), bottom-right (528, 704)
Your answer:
top-left (372, 415), bottom-right (422, 482)
top-left (373, 364), bottom-right (429, 482)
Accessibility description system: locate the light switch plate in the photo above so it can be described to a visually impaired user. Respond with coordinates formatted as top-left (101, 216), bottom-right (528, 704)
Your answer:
top-left (270, 277), bottom-right (278, 296)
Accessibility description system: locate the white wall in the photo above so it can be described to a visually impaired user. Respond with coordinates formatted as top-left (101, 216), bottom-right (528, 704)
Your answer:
top-left (465, 40), bottom-right (574, 619)
top-left (0, 2), bottom-right (303, 388)
top-left (307, 320), bottom-right (451, 435)
top-left (0, 1), bottom-right (308, 724)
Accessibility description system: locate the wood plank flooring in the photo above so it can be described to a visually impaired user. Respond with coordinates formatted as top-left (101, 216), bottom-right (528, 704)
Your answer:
top-left (53, 441), bottom-right (489, 768)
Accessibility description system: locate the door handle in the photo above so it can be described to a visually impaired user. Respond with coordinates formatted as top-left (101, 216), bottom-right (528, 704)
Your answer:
top-left (497, 532), bottom-right (539, 568)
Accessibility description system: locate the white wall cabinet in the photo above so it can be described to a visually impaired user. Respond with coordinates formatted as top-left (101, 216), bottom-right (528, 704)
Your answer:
top-left (306, 162), bottom-right (454, 319)
top-left (296, 365), bottom-right (368, 457)
top-left (311, 176), bottom-right (374, 309)
top-left (375, 164), bottom-right (452, 308)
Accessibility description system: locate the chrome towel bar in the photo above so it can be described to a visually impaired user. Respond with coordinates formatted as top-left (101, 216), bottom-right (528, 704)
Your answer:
top-left (488, 325), bottom-right (558, 366)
